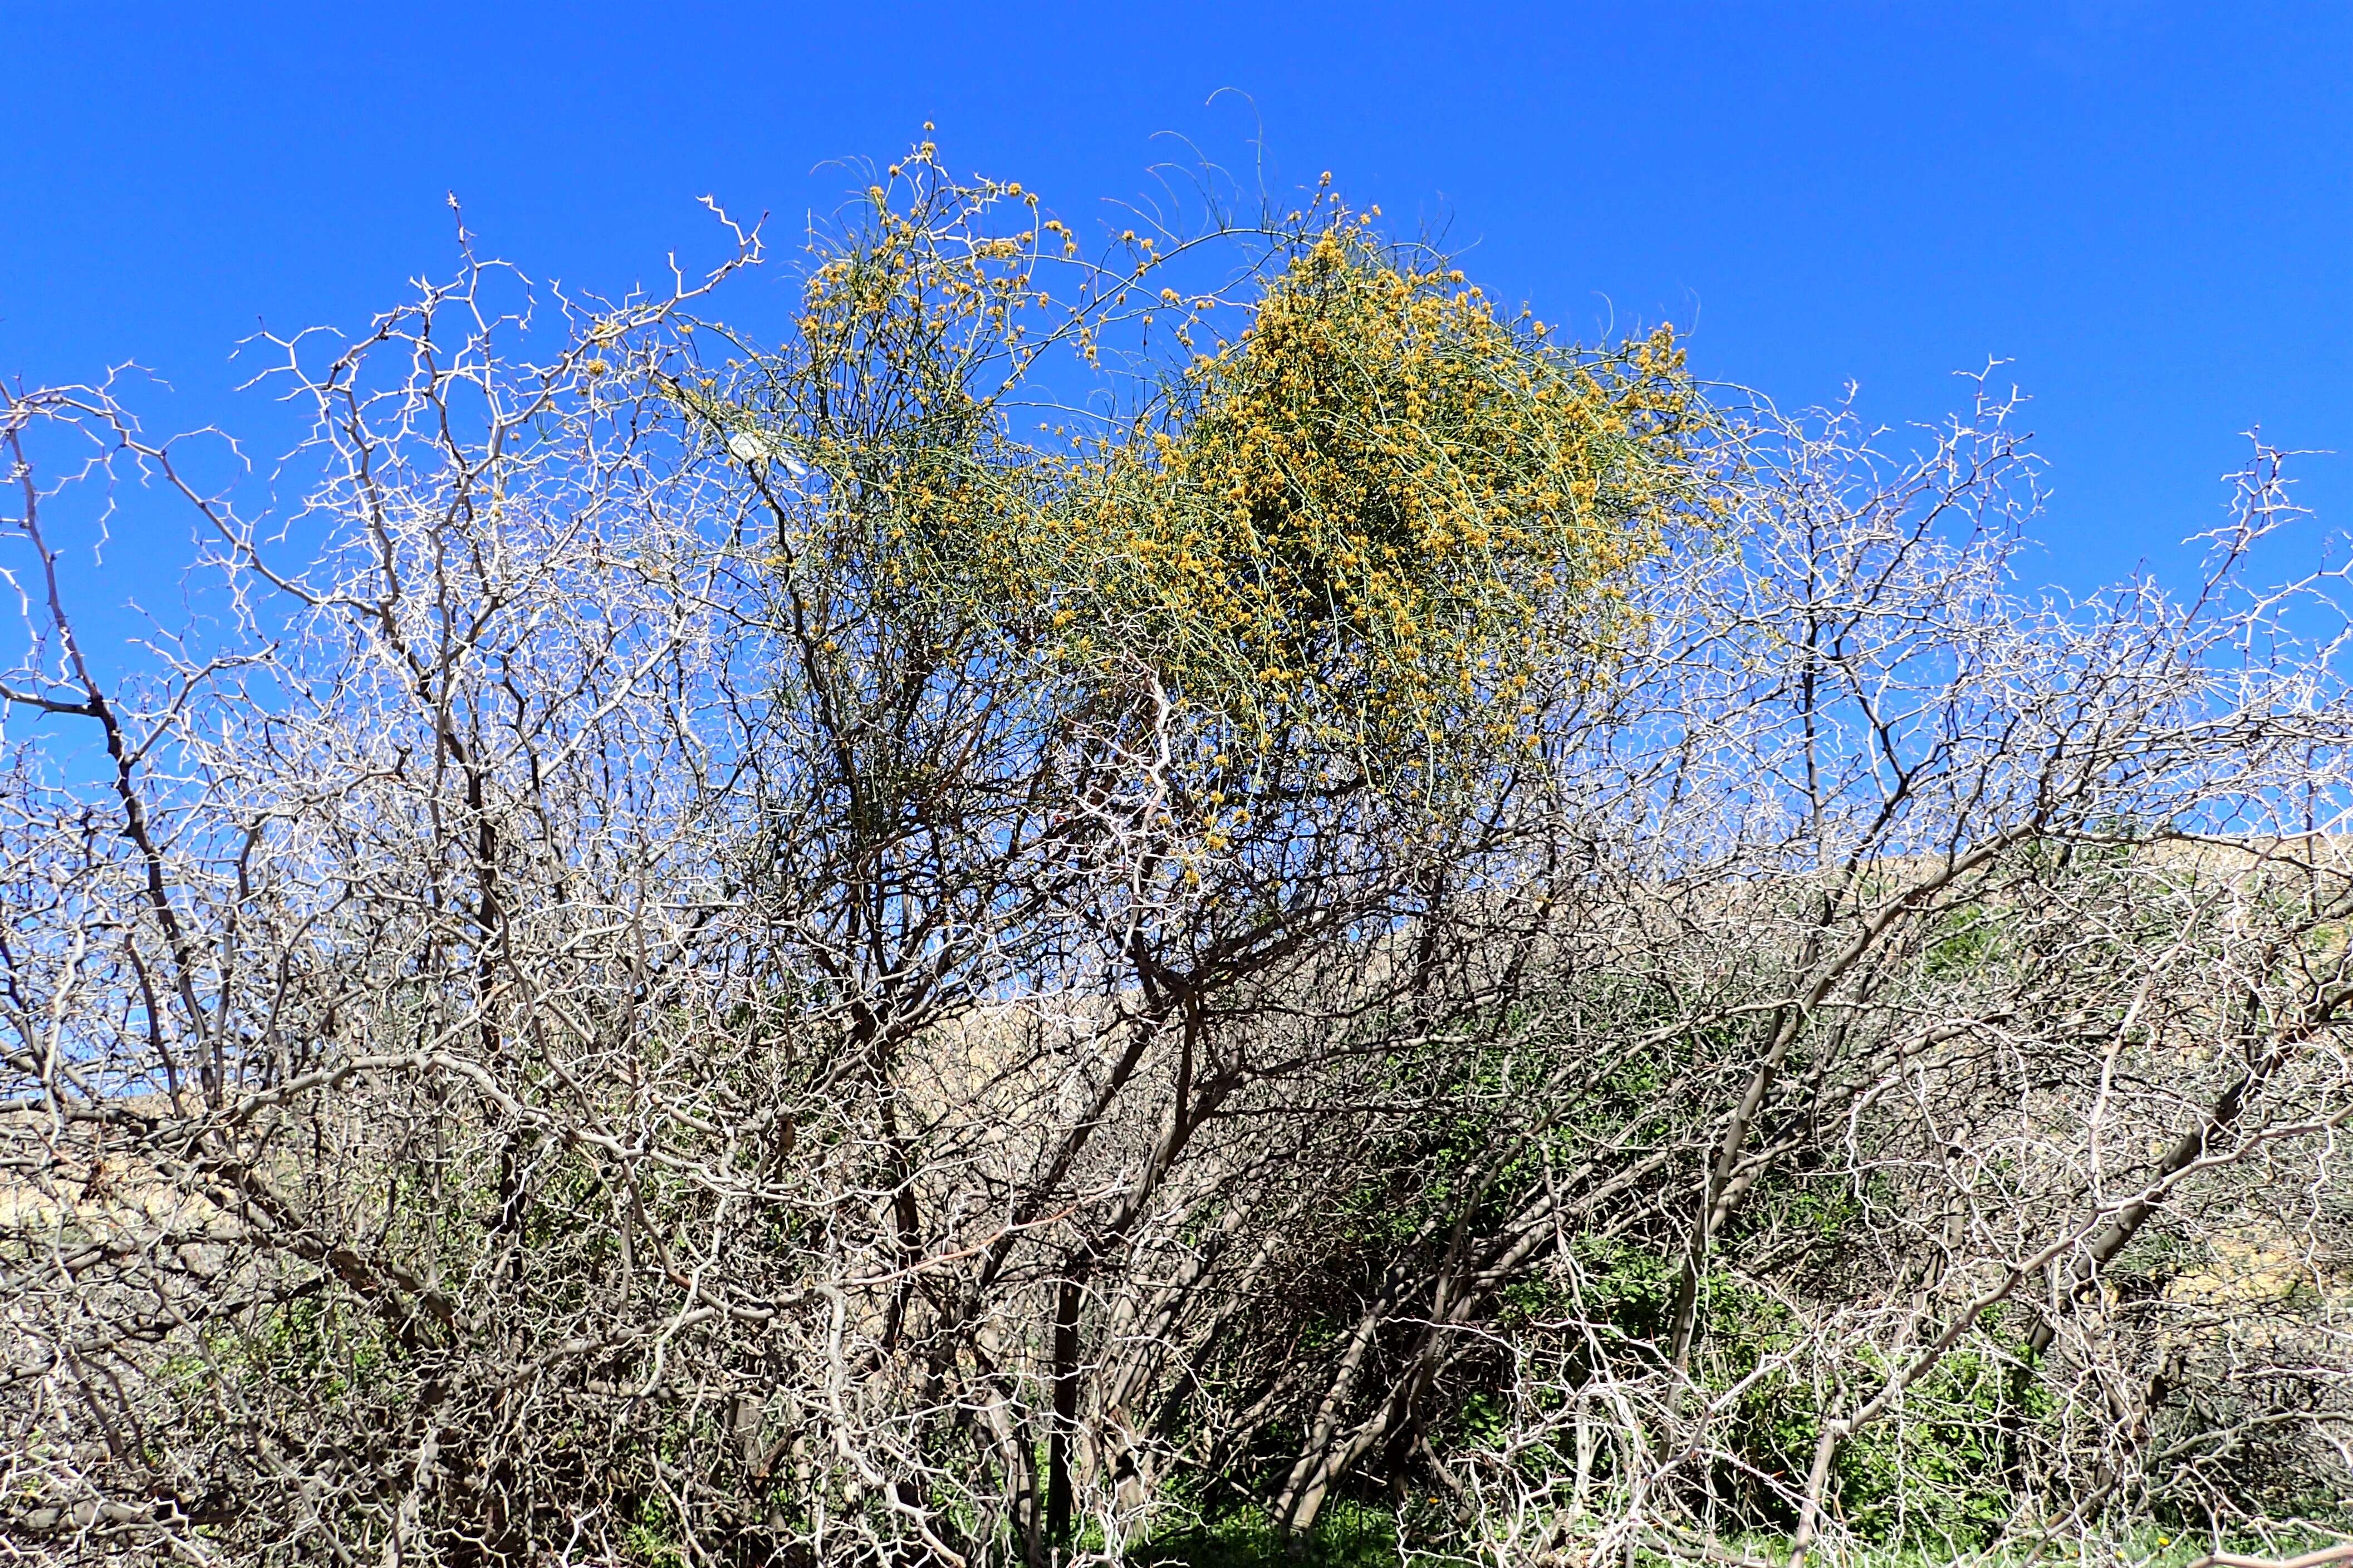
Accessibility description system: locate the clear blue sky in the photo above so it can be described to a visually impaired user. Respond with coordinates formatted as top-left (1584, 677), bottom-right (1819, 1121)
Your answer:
top-left (6, 1), bottom-right (2347, 617)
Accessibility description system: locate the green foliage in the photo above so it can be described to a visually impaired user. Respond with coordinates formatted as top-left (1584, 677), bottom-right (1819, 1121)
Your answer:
top-left (1135, 1501), bottom-right (1402, 1568)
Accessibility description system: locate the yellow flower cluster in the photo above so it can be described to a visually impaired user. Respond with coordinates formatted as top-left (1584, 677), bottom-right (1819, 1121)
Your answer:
top-left (1054, 226), bottom-right (1711, 780)
top-left (678, 150), bottom-right (1718, 821)
top-left (683, 148), bottom-right (1066, 623)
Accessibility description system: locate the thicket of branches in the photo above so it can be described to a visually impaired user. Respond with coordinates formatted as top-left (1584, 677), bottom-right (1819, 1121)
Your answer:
top-left (3, 148), bottom-right (2350, 1568)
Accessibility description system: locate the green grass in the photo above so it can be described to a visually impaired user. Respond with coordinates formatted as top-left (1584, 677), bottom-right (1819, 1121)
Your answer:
top-left (1129, 1502), bottom-right (1403, 1567)
top-left (1121, 1510), bottom-right (2341, 1567)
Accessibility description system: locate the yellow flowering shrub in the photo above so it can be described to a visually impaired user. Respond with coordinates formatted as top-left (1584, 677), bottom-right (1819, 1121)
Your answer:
top-left (697, 147), bottom-right (1062, 632)
top-left (682, 150), bottom-right (1719, 821)
top-left (1055, 225), bottom-right (1714, 786)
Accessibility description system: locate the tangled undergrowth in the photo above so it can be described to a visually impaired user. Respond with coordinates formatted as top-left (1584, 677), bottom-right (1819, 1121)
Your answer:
top-left (3, 145), bottom-right (2349, 1568)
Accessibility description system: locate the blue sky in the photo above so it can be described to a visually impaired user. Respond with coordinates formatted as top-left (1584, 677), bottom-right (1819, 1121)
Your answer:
top-left (5, 1), bottom-right (2347, 623)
